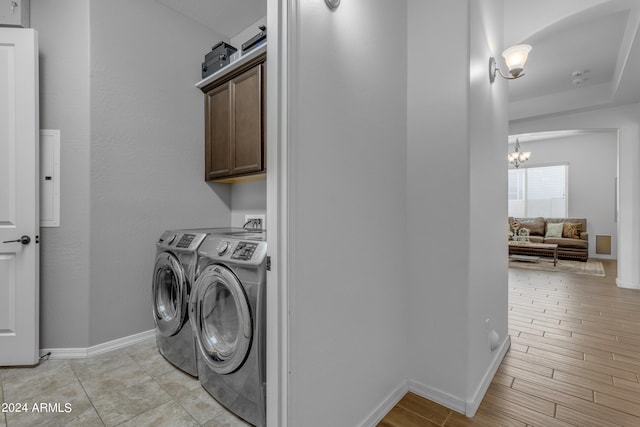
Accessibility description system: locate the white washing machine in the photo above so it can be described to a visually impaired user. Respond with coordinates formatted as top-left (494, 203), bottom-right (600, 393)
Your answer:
top-left (190, 228), bottom-right (267, 427)
top-left (152, 229), bottom-right (215, 377)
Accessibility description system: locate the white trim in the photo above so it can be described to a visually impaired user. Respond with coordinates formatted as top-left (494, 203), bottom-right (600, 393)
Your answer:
top-left (617, 277), bottom-right (640, 289)
top-left (39, 129), bottom-right (60, 227)
top-left (407, 336), bottom-right (511, 417)
top-left (465, 335), bottom-right (511, 416)
top-left (408, 379), bottom-right (466, 415)
top-left (38, 347), bottom-right (88, 360)
top-left (353, 337), bottom-right (511, 424)
top-left (355, 334), bottom-right (511, 425)
top-left (266, 0), bottom-right (291, 426)
top-left (40, 329), bottom-right (155, 359)
top-left (358, 380), bottom-right (409, 427)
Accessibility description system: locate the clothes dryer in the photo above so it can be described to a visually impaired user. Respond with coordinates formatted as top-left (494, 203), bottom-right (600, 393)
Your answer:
top-left (153, 229), bottom-right (213, 377)
top-left (191, 228), bottom-right (267, 427)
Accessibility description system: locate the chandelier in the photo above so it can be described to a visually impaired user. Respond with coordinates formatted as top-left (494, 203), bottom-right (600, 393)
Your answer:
top-left (508, 139), bottom-right (531, 168)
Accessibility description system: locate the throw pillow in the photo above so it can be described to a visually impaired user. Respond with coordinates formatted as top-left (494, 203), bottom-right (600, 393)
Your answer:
top-left (517, 217), bottom-right (545, 235)
top-left (563, 222), bottom-right (582, 239)
top-left (545, 222), bottom-right (564, 238)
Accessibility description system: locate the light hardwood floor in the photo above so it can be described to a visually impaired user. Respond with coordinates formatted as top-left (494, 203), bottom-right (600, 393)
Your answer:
top-left (379, 259), bottom-right (640, 426)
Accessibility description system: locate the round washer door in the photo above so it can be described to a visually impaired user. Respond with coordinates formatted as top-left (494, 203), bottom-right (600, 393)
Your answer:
top-left (192, 264), bottom-right (252, 374)
top-left (153, 252), bottom-right (188, 336)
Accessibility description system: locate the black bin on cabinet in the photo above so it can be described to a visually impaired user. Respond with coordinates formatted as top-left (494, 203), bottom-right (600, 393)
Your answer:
top-left (202, 42), bottom-right (237, 78)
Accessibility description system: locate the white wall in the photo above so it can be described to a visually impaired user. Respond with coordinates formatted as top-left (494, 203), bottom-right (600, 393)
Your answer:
top-left (287, 1), bottom-right (408, 425)
top-left (510, 103), bottom-right (640, 288)
top-left (509, 132), bottom-right (618, 259)
top-left (467, 0), bottom-right (510, 412)
top-left (407, 0), bottom-right (508, 415)
top-left (31, 0), bottom-right (92, 348)
top-left (230, 16), bottom-right (267, 51)
top-left (88, 0), bottom-right (232, 345)
top-left (407, 0), bottom-right (470, 403)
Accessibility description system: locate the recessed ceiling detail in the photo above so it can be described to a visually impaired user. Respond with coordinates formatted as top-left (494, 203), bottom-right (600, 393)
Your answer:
top-left (505, 1), bottom-right (640, 120)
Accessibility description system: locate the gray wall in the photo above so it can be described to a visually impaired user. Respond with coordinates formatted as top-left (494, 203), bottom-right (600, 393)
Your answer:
top-left (230, 16), bottom-right (267, 49)
top-left (88, 0), bottom-right (232, 345)
top-left (467, 0), bottom-right (509, 407)
top-left (32, 0), bottom-right (235, 348)
top-left (285, 0), bottom-right (509, 421)
top-left (32, 0), bottom-right (92, 349)
top-left (287, 0), bottom-right (409, 425)
top-left (406, 0), bottom-right (508, 412)
top-left (230, 180), bottom-right (266, 228)
top-left (407, 0), bottom-right (469, 399)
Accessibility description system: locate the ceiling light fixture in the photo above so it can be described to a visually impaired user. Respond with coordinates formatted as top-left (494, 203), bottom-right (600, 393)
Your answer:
top-left (508, 139), bottom-right (531, 168)
top-left (489, 44), bottom-right (532, 84)
top-left (325, 0), bottom-right (340, 10)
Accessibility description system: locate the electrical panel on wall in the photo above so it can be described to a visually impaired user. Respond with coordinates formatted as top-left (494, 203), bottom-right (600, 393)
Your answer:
top-left (40, 129), bottom-right (60, 227)
top-left (0, 0), bottom-right (30, 28)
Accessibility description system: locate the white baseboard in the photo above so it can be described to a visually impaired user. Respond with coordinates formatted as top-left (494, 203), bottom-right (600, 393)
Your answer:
top-left (40, 329), bottom-right (156, 359)
top-left (465, 335), bottom-right (511, 416)
top-left (616, 277), bottom-right (640, 289)
top-left (372, 335), bottom-right (511, 420)
top-left (358, 379), bottom-right (409, 427)
top-left (408, 378), bottom-right (466, 415)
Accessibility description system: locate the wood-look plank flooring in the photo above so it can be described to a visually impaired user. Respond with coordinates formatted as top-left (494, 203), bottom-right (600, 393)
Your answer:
top-left (379, 259), bottom-right (640, 426)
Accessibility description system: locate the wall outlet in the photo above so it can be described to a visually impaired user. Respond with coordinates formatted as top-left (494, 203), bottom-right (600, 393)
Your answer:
top-left (244, 214), bottom-right (265, 229)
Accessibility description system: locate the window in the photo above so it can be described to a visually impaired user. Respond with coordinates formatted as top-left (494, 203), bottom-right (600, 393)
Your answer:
top-left (508, 164), bottom-right (567, 218)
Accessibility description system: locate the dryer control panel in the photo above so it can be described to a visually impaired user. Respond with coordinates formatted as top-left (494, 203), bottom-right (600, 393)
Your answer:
top-left (231, 242), bottom-right (258, 261)
top-left (199, 235), bottom-right (267, 266)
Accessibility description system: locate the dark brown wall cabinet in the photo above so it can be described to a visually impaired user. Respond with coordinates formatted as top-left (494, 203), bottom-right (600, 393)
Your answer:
top-left (201, 53), bottom-right (266, 182)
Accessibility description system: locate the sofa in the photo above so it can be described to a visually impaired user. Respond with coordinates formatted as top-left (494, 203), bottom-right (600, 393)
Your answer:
top-left (508, 217), bottom-right (589, 262)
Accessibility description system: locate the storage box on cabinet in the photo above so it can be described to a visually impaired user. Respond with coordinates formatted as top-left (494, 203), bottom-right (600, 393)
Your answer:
top-left (200, 52), bottom-right (266, 183)
top-left (201, 41), bottom-right (237, 78)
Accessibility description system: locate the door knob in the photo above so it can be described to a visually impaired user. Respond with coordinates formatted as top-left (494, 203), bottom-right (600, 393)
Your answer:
top-left (3, 235), bottom-right (31, 245)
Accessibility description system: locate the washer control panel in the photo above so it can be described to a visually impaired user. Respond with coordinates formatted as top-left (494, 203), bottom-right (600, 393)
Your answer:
top-left (157, 230), bottom-right (208, 251)
top-left (176, 234), bottom-right (196, 248)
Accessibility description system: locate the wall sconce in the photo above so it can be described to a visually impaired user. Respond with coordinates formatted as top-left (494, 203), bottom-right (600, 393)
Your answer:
top-left (489, 44), bottom-right (532, 84)
top-left (325, 0), bottom-right (340, 10)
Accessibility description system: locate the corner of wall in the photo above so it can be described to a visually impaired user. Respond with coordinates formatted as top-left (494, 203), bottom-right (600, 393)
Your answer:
top-left (464, 335), bottom-right (510, 417)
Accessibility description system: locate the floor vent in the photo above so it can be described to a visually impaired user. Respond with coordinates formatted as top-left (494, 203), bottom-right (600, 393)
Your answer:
top-left (596, 235), bottom-right (611, 255)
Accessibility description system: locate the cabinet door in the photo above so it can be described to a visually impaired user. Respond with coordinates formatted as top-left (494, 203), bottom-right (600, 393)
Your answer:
top-left (205, 82), bottom-right (232, 180)
top-left (230, 63), bottom-right (263, 176)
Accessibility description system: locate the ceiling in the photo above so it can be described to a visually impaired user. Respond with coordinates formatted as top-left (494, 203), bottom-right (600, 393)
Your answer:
top-left (504, 0), bottom-right (640, 121)
top-left (155, 0), bottom-right (639, 124)
top-left (155, 0), bottom-right (266, 39)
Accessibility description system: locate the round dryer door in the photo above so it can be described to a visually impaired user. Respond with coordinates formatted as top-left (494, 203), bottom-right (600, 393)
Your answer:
top-left (153, 252), bottom-right (188, 336)
top-left (192, 264), bottom-right (252, 375)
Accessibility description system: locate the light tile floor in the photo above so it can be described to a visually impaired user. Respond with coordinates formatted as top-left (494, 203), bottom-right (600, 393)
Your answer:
top-left (0, 338), bottom-right (250, 427)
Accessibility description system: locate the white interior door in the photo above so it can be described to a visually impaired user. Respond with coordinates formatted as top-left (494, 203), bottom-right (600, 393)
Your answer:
top-left (0, 28), bottom-right (39, 366)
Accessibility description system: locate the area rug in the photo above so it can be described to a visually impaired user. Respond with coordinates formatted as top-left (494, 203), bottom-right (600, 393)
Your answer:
top-left (508, 258), bottom-right (605, 276)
